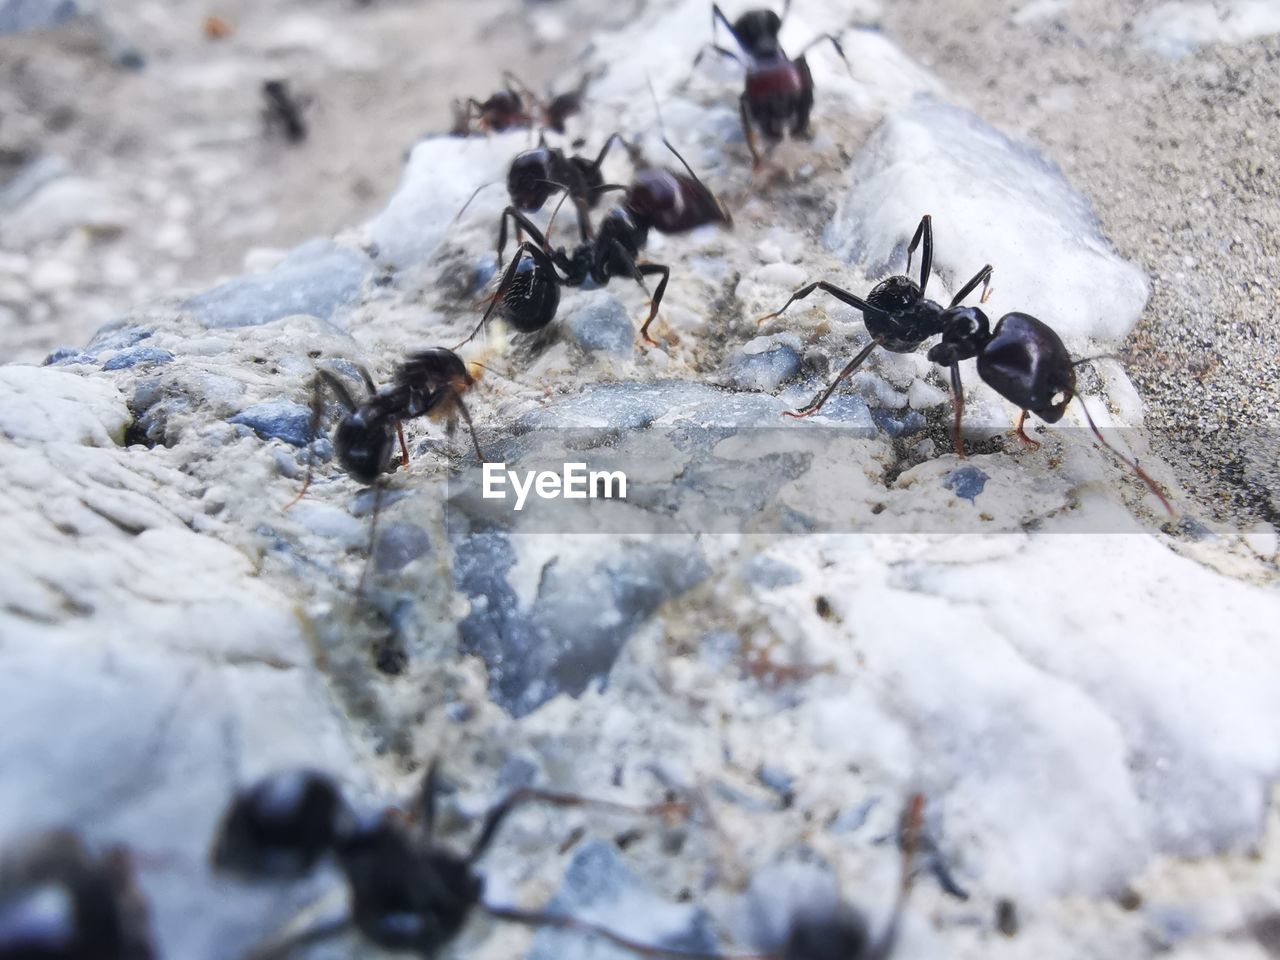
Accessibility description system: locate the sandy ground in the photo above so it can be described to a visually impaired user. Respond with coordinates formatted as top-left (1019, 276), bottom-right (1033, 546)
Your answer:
top-left (2, 0), bottom-right (1277, 526)
top-left (876, 0), bottom-right (1280, 527)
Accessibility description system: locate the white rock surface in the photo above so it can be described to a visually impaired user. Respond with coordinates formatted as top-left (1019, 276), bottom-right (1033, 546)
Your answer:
top-left (1136, 1), bottom-right (1280, 58)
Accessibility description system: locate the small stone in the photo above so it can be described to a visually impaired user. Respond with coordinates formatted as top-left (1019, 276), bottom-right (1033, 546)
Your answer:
top-left (229, 399), bottom-right (313, 447)
top-left (101, 347), bottom-right (175, 371)
top-left (373, 522), bottom-right (432, 573)
top-left (943, 465), bottom-right (989, 502)
top-left (564, 294), bottom-right (635, 357)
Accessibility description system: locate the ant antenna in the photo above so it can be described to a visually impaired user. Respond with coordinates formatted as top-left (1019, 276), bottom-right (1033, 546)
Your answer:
top-left (1071, 353), bottom-right (1122, 367)
top-left (467, 361), bottom-right (537, 391)
top-left (1074, 396), bottom-right (1173, 515)
top-left (453, 181), bottom-right (502, 222)
top-left (543, 188), bottom-right (573, 247)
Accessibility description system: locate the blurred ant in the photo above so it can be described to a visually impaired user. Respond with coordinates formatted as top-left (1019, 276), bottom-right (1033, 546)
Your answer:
top-left (451, 71), bottom-right (593, 137)
top-left (262, 80), bottom-right (308, 144)
top-left (286, 347), bottom-right (484, 509)
top-left (462, 139), bottom-right (731, 347)
top-left (693, 2), bottom-right (851, 166)
top-left (758, 215), bottom-right (1173, 513)
top-left (456, 133), bottom-right (631, 243)
top-left (0, 829), bottom-right (155, 959)
top-left (211, 763), bottom-right (731, 960)
top-left (772, 793), bottom-right (923, 960)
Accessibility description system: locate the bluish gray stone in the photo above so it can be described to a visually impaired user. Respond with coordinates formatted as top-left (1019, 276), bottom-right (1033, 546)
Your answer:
top-left (871, 407), bottom-right (926, 438)
top-left (184, 239), bottom-right (371, 329)
top-left (743, 555), bottom-right (803, 589)
top-left (43, 347), bottom-right (91, 366)
top-left (943, 465), bottom-right (989, 503)
top-left (564, 295), bottom-right (634, 357)
top-left (729, 340), bottom-right (802, 392)
top-left (102, 347), bottom-right (174, 371)
top-left (87, 324), bottom-right (152, 352)
top-left (229, 399), bottom-right (312, 447)
top-left (0, 0), bottom-right (80, 36)
top-left (373, 522), bottom-right (432, 574)
top-left (453, 531), bottom-right (709, 717)
top-left (524, 841), bottom-right (719, 960)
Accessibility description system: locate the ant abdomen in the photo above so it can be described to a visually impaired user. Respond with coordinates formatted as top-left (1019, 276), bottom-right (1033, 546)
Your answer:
top-left (502, 256), bottom-right (561, 333)
top-left (976, 311), bottom-right (1075, 423)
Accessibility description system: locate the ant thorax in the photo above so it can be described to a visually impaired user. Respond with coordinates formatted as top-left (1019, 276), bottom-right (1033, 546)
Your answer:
top-left (746, 57), bottom-right (807, 97)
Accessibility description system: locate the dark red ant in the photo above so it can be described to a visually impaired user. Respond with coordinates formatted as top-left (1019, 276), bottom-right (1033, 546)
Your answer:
top-left (452, 71), bottom-right (592, 137)
top-left (286, 347), bottom-right (484, 509)
top-left (456, 133), bottom-right (631, 244)
top-left (0, 829), bottom-right (155, 960)
top-left (210, 763), bottom-right (740, 960)
top-left (693, 2), bottom-right (851, 166)
top-left (462, 139), bottom-right (732, 348)
top-left (758, 215), bottom-right (1173, 513)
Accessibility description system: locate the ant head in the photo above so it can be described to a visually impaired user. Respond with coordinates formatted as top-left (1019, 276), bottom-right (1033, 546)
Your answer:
top-left (508, 149), bottom-right (555, 210)
top-left (211, 770), bottom-right (351, 880)
top-left (734, 9), bottom-right (785, 57)
top-left (784, 904), bottom-right (873, 960)
top-left (335, 816), bottom-right (482, 952)
top-left (928, 306), bottom-right (991, 366)
top-left (335, 408), bottom-right (397, 485)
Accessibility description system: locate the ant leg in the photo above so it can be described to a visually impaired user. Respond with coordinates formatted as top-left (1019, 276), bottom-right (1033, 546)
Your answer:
top-left (948, 362), bottom-right (966, 458)
top-left (692, 42), bottom-right (745, 69)
top-left (468, 788), bottom-right (687, 863)
top-left (785, 338), bottom-right (881, 419)
top-left (453, 395), bottom-right (486, 462)
top-left (246, 916), bottom-right (353, 960)
top-left (906, 215), bottom-right (933, 297)
top-left (1076, 397), bottom-right (1174, 515)
top-left (497, 206), bottom-right (550, 269)
top-left (396, 422), bottom-right (410, 467)
top-left (949, 264), bottom-right (993, 308)
top-left (869, 795), bottom-right (924, 960)
top-left (356, 483), bottom-right (385, 597)
top-left (1013, 410), bottom-right (1040, 449)
top-left (738, 94), bottom-right (761, 167)
top-left (590, 132), bottom-right (631, 172)
top-left (284, 371), bottom-right (360, 511)
top-left (796, 33), bottom-right (854, 76)
top-left (415, 758), bottom-right (441, 840)
top-left (482, 904), bottom-right (752, 960)
top-left (636, 263), bottom-right (672, 346)
top-left (757, 280), bottom-right (888, 326)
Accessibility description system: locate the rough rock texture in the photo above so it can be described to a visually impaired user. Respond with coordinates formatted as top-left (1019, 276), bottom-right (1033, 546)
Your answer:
top-left (2, 1), bottom-right (1279, 959)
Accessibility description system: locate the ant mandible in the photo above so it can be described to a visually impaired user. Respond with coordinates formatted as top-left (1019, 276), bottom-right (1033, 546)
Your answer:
top-left (0, 829), bottom-right (156, 960)
top-left (285, 347), bottom-right (485, 510)
top-left (694, 1), bottom-right (852, 166)
top-left (455, 133), bottom-right (631, 244)
top-left (210, 763), bottom-right (744, 960)
top-left (462, 139), bottom-right (732, 348)
top-left (759, 215), bottom-right (1173, 513)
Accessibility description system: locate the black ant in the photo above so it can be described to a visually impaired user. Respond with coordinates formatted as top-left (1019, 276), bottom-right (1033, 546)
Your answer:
top-left (451, 71), bottom-right (591, 137)
top-left (261, 80), bottom-right (308, 144)
top-left (758, 215), bottom-right (1174, 513)
top-left (0, 829), bottom-right (155, 959)
top-left (285, 347), bottom-right (485, 509)
top-left (210, 763), bottom-right (736, 960)
top-left (463, 139), bottom-right (732, 348)
top-left (456, 133), bottom-right (631, 244)
top-left (693, 2), bottom-right (851, 166)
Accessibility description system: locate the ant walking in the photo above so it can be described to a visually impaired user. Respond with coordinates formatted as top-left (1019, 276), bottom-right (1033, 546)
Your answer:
top-left (211, 764), bottom-right (925, 960)
top-left (462, 139), bottom-right (731, 348)
top-left (758, 215), bottom-right (1173, 513)
top-left (451, 71), bottom-right (592, 137)
top-left (285, 347), bottom-right (485, 509)
top-left (456, 133), bottom-right (631, 244)
top-left (213, 763), bottom-right (717, 959)
top-left (0, 829), bottom-right (155, 959)
top-left (693, 2), bottom-right (852, 166)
